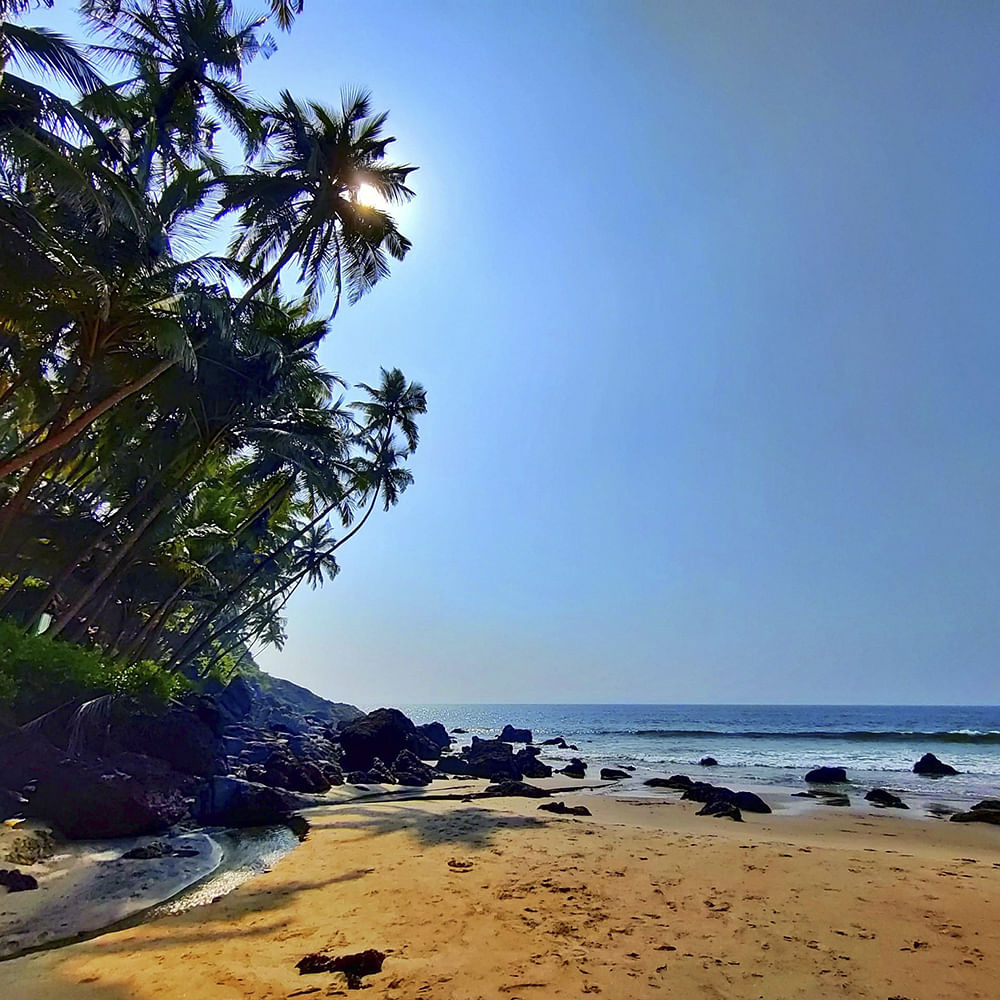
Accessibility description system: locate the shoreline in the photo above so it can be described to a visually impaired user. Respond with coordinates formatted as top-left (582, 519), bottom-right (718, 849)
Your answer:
top-left (3, 781), bottom-right (999, 998)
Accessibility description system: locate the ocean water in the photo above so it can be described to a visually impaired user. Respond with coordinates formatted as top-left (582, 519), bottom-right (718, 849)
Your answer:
top-left (399, 704), bottom-right (1000, 811)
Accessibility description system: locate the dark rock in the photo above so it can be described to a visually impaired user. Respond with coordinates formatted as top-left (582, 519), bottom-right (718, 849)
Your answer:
top-left (681, 781), bottom-right (732, 804)
top-left (644, 775), bottom-right (692, 790)
top-left (865, 788), bottom-right (909, 809)
top-left (296, 948), bottom-right (386, 989)
top-left (452, 728), bottom-right (467, 733)
top-left (515, 748), bottom-right (552, 779)
top-left (559, 764), bottom-right (586, 779)
top-left (913, 753), bottom-right (959, 776)
top-left (568, 744), bottom-right (579, 751)
top-left (481, 780), bottom-right (550, 798)
top-left (0, 869), bottom-right (38, 892)
top-left (193, 776), bottom-right (303, 827)
top-left (339, 708), bottom-right (416, 772)
top-left (415, 721), bottom-right (451, 750)
top-left (972, 799), bottom-right (1000, 811)
top-left (805, 766), bottom-right (848, 783)
top-left (733, 791), bottom-right (771, 814)
top-left (600, 768), bottom-right (630, 780)
top-left (820, 794), bottom-right (851, 806)
top-left (499, 725), bottom-right (532, 743)
top-left (121, 841), bottom-right (174, 860)
top-left (0, 788), bottom-right (27, 821)
top-left (363, 758), bottom-right (396, 784)
top-left (405, 730), bottom-right (443, 761)
top-left (541, 737), bottom-right (568, 747)
top-left (455, 737), bottom-right (523, 780)
top-left (216, 675), bottom-right (254, 724)
top-left (538, 801), bottom-right (591, 816)
top-left (434, 756), bottom-right (476, 778)
top-left (392, 750), bottom-right (434, 787)
top-left (115, 706), bottom-right (223, 777)
top-left (699, 757), bottom-right (719, 767)
top-left (950, 808), bottom-right (1000, 825)
top-left (697, 800), bottom-right (743, 821)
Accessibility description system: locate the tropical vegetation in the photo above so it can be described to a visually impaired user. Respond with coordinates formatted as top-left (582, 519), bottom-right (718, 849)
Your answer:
top-left (0, 0), bottom-right (425, 698)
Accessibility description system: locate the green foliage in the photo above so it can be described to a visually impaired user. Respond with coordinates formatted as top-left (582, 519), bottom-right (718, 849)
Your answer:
top-left (0, 618), bottom-right (185, 715)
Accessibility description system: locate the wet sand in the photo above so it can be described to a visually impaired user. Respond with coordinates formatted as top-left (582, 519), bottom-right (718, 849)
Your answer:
top-left (2, 786), bottom-right (999, 999)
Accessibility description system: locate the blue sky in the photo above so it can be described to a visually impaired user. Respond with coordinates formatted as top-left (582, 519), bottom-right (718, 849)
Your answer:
top-left (42, 1), bottom-right (1000, 705)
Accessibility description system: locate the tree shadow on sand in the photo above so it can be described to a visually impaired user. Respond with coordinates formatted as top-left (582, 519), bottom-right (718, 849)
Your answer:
top-left (305, 803), bottom-right (547, 849)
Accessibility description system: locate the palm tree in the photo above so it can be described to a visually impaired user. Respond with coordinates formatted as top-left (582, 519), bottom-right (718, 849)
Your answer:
top-left (219, 89), bottom-right (416, 312)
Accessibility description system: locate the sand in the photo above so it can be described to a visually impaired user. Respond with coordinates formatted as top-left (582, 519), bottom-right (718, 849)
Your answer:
top-left (2, 785), bottom-right (999, 999)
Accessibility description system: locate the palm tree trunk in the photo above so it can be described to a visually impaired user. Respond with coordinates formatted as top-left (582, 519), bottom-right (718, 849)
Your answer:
top-left (0, 357), bottom-right (175, 481)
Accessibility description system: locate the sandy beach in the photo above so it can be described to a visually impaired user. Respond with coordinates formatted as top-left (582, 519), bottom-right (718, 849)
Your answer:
top-left (2, 783), bottom-right (999, 1000)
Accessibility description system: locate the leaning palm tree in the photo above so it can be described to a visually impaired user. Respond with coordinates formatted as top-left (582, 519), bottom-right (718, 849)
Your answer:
top-left (219, 88), bottom-right (416, 313)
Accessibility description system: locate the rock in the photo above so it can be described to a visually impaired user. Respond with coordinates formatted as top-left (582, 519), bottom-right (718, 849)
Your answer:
top-left (452, 728), bottom-right (467, 733)
top-left (415, 722), bottom-right (451, 751)
top-left (499, 725), bottom-right (532, 743)
top-left (515, 748), bottom-right (552, 779)
top-left (115, 704), bottom-right (224, 777)
top-left (733, 791), bottom-right (771, 814)
top-left (538, 801), bottom-right (591, 816)
top-left (216, 675), bottom-right (254, 724)
top-left (820, 794), bottom-right (851, 806)
top-left (193, 776), bottom-right (304, 827)
top-left (363, 758), bottom-right (396, 784)
top-left (541, 737), bottom-right (568, 747)
top-left (913, 753), bottom-right (959, 776)
top-left (697, 800), bottom-right (743, 821)
top-left (559, 764), bottom-right (586, 779)
top-left (600, 768), bottom-right (630, 780)
top-left (951, 808), bottom-right (1000, 825)
top-left (805, 766), bottom-right (848, 783)
top-left (0, 788), bottom-right (27, 821)
top-left (865, 788), bottom-right (909, 809)
top-left (972, 799), bottom-right (1000, 811)
top-left (0, 869), bottom-right (38, 892)
top-left (453, 737), bottom-right (523, 780)
top-left (681, 781), bottom-right (732, 804)
top-left (699, 756), bottom-right (719, 767)
top-left (121, 841), bottom-right (175, 860)
top-left (481, 780), bottom-right (550, 798)
top-left (405, 730), bottom-right (443, 761)
top-left (339, 708), bottom-right (416, 771)
top-left (296, 948), bottom-right (386, 989)
top-left (644, 775), bottom-right (692, 790)
top-left (392, 750), bottom-right (435, 787)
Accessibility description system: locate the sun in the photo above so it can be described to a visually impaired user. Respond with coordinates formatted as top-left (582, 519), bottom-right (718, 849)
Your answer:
top-left (354, 183), bottom-right (389, 210)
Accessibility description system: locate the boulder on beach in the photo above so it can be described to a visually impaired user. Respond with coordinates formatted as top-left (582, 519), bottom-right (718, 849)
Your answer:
top-left (733, 790), bottom-right (771, 814)
top-left (481, 780), bottom-right (550, 798)
top-left (541, 737), bottom-right (568, 747)
top-left (415, 722), bottom-right (451, 751)
top-left (193, 776), bottom-right (307, 827)
top-left (699, 756), bottom-right (718, 767)
top-left (805, 766), bottom-right (848, 783)
top-left (515, 747), bottom-right (552, 779)
top-left (436, 737), bottom-right (523, 780)
top-left (600, 768), bottom-right (630, 780)
top-left (559, 758), bottom-right (587, 779)
top-left (499, 725), bottom-right (532, 743)
top-left (0, 869), bottom-right (38, 892)
top-left (697, 800), bottom-right (742, 821)
top-left (644, 774), bottom-right (692, 790)
top-left (538, 801), bottom-right (591, 816)
top-left (950, 807), bottom-right (1000, 825)
top-left (392, 749), bottom-right (435, 786)
top-left (913, 753), bottom-right (959, 776)
top-left (864, 788), bottom-right (909, 809)
top-left (339, 708), bottom-right (416, 771)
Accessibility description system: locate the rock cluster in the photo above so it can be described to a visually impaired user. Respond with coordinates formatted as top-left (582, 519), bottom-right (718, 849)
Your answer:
top-left (642, 774), bottom-right (770, 815)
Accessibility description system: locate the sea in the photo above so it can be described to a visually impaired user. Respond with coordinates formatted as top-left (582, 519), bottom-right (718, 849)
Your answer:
top-left (398, 704), bottom-right (1000, 814)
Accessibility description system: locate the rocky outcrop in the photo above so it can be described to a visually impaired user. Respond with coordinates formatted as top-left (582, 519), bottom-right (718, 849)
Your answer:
top-left (193, 776), bottom-right (311, 827)
top-left (481, 780), bottom-right (550, 798)
top-left (415, 722), bottom-right (451, 751)
top-left (515, 747), bottom-right (552, 779)
top-left (541, 737), bottom-right (568, 747)
top-left (558, 758), bottom-right (587, 779)
top-left (339, 708), bottom-right (416, 771)
top-left (114, 703), bottom-right (224, 777)
top-left (538, 801), bottom-right (591, 816)
top-left (499, 725), bottom-right (532, 744)
top-left (676, 781), bottom-right (771, 814)
top-left (949, 799), bottom-right (1000, 825)
top-left (0, 869), bottom-right (38, 892)
top-left (805, 766), bottom-right (848, 783)
top-left (913, 753), bottom-right (959, 776)
top-left (644, 774), bottom-right (693, 790)
top-left (437, 737), bottom-right (523, 780)
top-left (864, 788), bottom-right (908, 809)
top-left (697, 800), bottom-right (742, 821)
top-left (600, 768), bottom-right (630, 780)
top-left (699, 756), bottom-right (718, 767)
top-left (391, 750), bottom-right (435, 786)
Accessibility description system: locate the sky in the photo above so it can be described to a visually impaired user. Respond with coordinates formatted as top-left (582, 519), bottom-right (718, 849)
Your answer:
top-left (41, 1), bottom-right (1000, 706)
